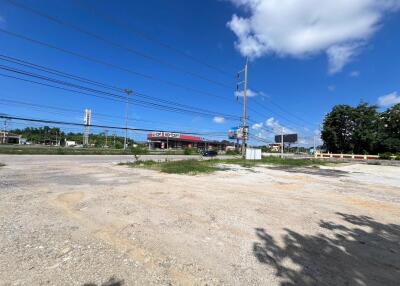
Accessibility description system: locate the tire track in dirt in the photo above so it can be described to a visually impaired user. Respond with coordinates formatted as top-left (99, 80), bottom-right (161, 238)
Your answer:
top-left (52, 191), bottom-right (201, 285)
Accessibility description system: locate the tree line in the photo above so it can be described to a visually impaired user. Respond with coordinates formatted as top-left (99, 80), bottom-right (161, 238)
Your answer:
top-left (9, 126), bottom-right (133, 148)
top-left (321, 103), bottom-right (400, 154)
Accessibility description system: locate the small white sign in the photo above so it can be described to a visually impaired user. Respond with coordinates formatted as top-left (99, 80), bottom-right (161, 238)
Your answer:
top-left (246, 148), bottom-right (262, 160)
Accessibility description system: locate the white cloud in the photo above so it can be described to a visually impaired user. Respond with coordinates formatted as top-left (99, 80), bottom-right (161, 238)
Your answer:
top-left (349, 70), bottom-right (360, 77)
top-left (227, 0), bottom-right (400, 73)
top-left (234, 88), bottom-right (260, 97)
top-left (327, 44), bottom-right (360, 74)
top-left (265, 117), bottom-right (294, 134)
top-left (213, 116), bottom-right (226, 124)
top-left (328, 85), bottom-right (336, 92)
top-left (252, 122), bottom-right (263, 129)
top-left (377, 92), bottom-right (400, 107)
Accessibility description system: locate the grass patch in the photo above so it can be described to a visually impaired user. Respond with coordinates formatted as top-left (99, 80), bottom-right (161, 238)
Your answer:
top-left (261, 156), bottom-right (328, 167)
top-left (121, 156), bottom-right (329, 175)
top-left (120, 159), bottom-right (225, 175)
top-left (220, 156), bottom-right (328, 168)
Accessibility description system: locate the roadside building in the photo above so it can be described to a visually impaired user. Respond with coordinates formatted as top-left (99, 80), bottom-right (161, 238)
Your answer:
top-left (0, 132), bottom-right (22, 144)
top-left (269, 143), bottom-right (282, 152)
top-left (63, 140), bottom-right (77, 147)
top-left (147, 132), bottom-right (232, 151)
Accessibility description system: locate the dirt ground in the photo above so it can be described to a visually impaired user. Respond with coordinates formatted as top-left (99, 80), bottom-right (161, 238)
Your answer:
top-left (0, 155), bottom-right (399, 286)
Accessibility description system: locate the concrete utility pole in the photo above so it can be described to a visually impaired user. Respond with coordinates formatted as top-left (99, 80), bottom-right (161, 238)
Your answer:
top-left (83, 109), bottom-right (91, 146)
top-left (105, 129), bottom-right (108, 147)
top-left (236, 58), bottom-right (249, 157)
top-left (281, 127), bottom-right (284, 158)
top-left (242, 58), bottom-right (248, 157)
top-left (313, 135), bottom-right (316, 154)
top-left (124, 89), bottom-right (133, 150)
top-left (2, 119), bottom-right (7, 144)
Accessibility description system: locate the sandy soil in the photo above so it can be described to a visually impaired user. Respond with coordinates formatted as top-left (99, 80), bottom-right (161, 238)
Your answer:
top-left (0, 155), bottom-right (399, 286)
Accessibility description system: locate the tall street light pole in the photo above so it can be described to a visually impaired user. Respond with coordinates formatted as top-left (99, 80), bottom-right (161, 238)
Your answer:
top-left (124, 89), bottom-right (132, 150)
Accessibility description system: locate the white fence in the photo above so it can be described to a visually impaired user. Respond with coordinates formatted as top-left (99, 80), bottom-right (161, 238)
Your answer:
top-left (315, 152), bottom-right (381, 160)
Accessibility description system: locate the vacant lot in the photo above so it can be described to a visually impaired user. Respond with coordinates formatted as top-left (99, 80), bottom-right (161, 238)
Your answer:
top-left (0, 155), bottom-right (399, 285)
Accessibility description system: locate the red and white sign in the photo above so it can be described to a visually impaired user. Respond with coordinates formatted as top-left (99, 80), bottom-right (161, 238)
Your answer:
top-left (148, 132), bottom-right (202, 142)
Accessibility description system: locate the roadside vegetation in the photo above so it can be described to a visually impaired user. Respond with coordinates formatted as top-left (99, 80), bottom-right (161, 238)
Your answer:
top-left (378, 152), bottom-right (400, 160)
top-left (0, 145), bottom-right (149, 155)
top-left (121, 156), bottom-right (328, 175)
top-left (120, 159), bottom-right (225, 175)
top-left (322, 103), bottom-right (400, 154)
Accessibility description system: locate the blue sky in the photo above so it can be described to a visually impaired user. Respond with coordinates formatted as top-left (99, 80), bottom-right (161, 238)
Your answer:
top-left (1, 0), bottom-right (399, 145)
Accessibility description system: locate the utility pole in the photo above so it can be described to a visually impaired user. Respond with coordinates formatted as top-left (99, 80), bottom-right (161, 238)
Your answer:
top-left (313, 135), bottom-right (316, 154)
top-left (83, 109), bottom-right (91, 146)
top-left (2, 119), bottom-right (7, 144)
top-left (124, 89), bottom-right (132, 150)
top-left (113, 133), bottom-right (116, 149)
top-left (281, 127), bottom-right (284, 158)
top-left (105, 129), bottom-right (108, 147)
top-left (237, 58), bottom-right (249, 158)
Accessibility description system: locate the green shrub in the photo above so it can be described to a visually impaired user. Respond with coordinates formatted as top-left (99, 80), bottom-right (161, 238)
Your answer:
top-left (183, 148), bottom-right (199, 155)
top-left (379, 152), bottom-right (393, 160)
top-left (130, 146), bottom-right (149, 155)
top-left (225, 149), bottom-right (240, 155)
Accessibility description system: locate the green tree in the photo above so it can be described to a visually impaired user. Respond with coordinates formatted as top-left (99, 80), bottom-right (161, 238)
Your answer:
top-left (379, 103), bottom-right (400, 153)
top-left (352, 103), bottom-right (379, 154)
top-left (321, 105), bottom-right (356, 153)
top-left (321, 103), bottom-right (380, 154)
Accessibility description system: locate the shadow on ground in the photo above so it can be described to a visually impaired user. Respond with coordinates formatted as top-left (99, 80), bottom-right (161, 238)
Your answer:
top-left (83, 277), bottom-right (124, 286)
top-left (267, 166), bottom-right (349, 178)
top-left (253, 213), bottom-right (400, 286)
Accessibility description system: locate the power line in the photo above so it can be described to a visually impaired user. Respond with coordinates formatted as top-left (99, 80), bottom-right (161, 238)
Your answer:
top-left (250, 87), bottom-right (318, 127)
top-left (0, 53), bottom-right (314, 139)
top-left (0, 114), bottom-right (229, 136)
top-left (0, 20), bottom-right (315, 131)
top-left (75, 0), bottom-right (233, 77)
top-left (0, 98), bottom-right (152, 123)
top-left (0, 54), bottom-right (123, 93)
top-left (0, 5), bottom-right (317, 131)
top-left (0, 65), bottom-right (241, 120)
top-left (0, 97), bottom-right (234, 134)
top-left (4, 0), bottom-right (233, 89)
top-left (0, 28), bottom-right (233, 102)
top-left (0, 54), bottom-right (237, 118)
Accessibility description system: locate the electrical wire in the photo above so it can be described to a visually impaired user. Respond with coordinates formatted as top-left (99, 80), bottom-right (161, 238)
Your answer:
top-left (0, 114), bottom-right (230, 136)
top-left (0, 28), bottom-right (233, 102)
top-left (0, 65), bottom-right (241, 120)
top-left (75, 0), bottom-right (233, 77)
top-left (4, 0), bottom-right (233, 89)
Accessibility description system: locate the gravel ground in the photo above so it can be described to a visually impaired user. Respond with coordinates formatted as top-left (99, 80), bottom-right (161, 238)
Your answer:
top-left (0, 155), bottom-right (399, 286)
